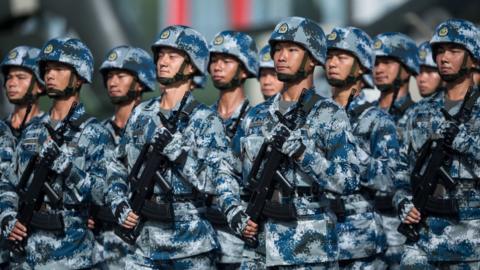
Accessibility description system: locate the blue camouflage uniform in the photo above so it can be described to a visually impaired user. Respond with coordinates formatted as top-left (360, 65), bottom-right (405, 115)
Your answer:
top-left (94, 46), bottom-right (157, 269)
top-left (395, 19), bottom-right (480, 269)
top-left (239, 17), bottom-right (361, 269)
top-left (0, 45), bottom-right (48, 267)
top-left (208, 30), bottom-right (258, 267)
top-left (327, 27), bottom-right (400, 270)
top-left (0, 121), bottom-right (15, 266)
top-left (372, 32), bottom-right (420, 269)
top-left (105, 25), bottom-right (245, 269)
top-left (0, 37), bottom-right (113, 269)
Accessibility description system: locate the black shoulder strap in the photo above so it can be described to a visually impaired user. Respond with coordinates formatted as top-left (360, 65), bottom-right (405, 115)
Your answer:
top-left (302, 93), bottom-right (321, 115)
top-left (227, 100), bottom-right (250, 139)
top-left (392, 96), bottom-right (415, 116)
top-left (182, 100), bottom-right (200, 115)
top-left (349, 102), bottom-right (374, 119)
top-left (456, 87), bottom-right (480, 123)
top-left (70, 113), bottom-right (94, 130)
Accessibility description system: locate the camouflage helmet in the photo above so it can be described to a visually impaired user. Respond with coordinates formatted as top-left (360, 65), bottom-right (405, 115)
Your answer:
top-left (1, 46), bottom-right (44, 86)
top-left (373, 32), bottom-right (420, 75)
top-left (192, 75), bottom-right (207, 89)
top-left (430, 19), bottom-right (480, 62)
top-left (209, 30), bottom-right (259, 77)
top-left (38, 37), bottom-right (94, 83)
top-left (268, 16), bottom-right (327, 66)
top-left (327, 27), bottom-right (375, 72)
top-left (151, 25), bottom-right (209, 75)
top-left (258, 44), bottom-right (274, 69)
top-left (417, 41), bottom-right (437, 69)
top-left (99, 45), bottom-right (156, 92)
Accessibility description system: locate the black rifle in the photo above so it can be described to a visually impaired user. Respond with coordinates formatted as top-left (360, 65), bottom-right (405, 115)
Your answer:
top-left (114, 95), bottom-right (192, 245)
top-left (244, 91), bottom-right (310, 248)
top-left (11, 102), bottom-right (79, 255)
top-left (398, 88), bottom-right (479, 242)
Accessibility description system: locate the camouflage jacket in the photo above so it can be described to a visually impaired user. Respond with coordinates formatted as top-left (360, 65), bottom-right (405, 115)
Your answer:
top-left (105, 92), bottom-right (244, 261)
top-left (240, 88), bottom-right (360, 266)
top-left (395, 87), bottom-right (480, 261)
top-left (0, 103), bottom-right (112, 268)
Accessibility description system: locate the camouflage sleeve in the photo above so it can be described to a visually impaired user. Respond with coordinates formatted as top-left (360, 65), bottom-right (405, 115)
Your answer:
top-left (0, 162), bottom-right (19, 230)
top-left (63, 123), bottom-right (113, 205)
top-left (177, 111), bottom-right (243, 217)
top-left (105, 128), bottom-right (130, 217)
top-left (392, 114), bottom-right (416, 209)
top-left (297, 105), bottom-right (361, 194)
top-left (0, 131), bottom-right (15, 177)
top-left (361, 116), bottom-right (400, 193)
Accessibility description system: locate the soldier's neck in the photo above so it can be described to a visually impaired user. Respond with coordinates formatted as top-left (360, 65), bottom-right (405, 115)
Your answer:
top-left (445, 75), bottom-right (473, 101)
top-left (282, 75), bottom-right (313, 102)
top-left (10, 102), bottom-right (40, 129)
top-left (114, 100), bottom-right (137, 129)
top-left (218, 87), bottom-right (245, 120)
top-left (378, 84), bottom-right (409, 110)
top-left (51, 95), bottom-right (80, 121)
top-left (332, 87), bottom-right (358, 108)
top-left (160, 82), bottom-right (191, 110)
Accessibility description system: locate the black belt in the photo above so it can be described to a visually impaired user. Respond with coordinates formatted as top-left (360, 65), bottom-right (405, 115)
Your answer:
top-left (328, 197), bottom-right (346, 222)
top-left (262, 201), bottom-right (297, 221)
top-left (141, 200), bottom-right (174, 222)
top-left (425, 197), bottom-right (459, 217)
top-left (204, 207), bottom-right (229, 229)
top-left (374, 195), bottom-right (395, 213)
top-left (30, 212), bottom-right (64, 232)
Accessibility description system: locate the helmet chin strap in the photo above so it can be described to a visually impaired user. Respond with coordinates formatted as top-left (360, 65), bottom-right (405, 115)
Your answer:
top-left (47, 73), bottom-right (81, 99)
top-left (110, 79), bottom-right (141, 105)
top-left (157, 60), bottom-right (194, 86)
top-left (277, 53), bottom-right (311, 83)
top-left (213, 66), bottom-right (245, 91)
top-left (385, 66), bottom-right (409, 115)
top-left (440, 52), bottom-right (471, 83)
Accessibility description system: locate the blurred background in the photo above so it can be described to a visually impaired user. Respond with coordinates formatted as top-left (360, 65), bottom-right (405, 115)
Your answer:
top-left (0, 0), bottom-right (479, 119)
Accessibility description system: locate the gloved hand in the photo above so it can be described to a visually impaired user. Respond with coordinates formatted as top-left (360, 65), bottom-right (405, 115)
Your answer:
top-left (270, 123), bottom-right (305, 159)
top-left (39, 140), bottom-right (73, 174)
top-left (398, 199), bottom-right (415, 223)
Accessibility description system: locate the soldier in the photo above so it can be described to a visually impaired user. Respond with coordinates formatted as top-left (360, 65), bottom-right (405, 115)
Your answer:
top-left (371, 31), bottom-right (420, 270)
top-left (240, 16), bottom-right (360, 269)
top-left (0, 37), bottom-right (112, 269)
top-left (207, 30), bottom-right (258, 269)
top-left (0, 45), bottom-right (47, 269)
top-left (372, 33), bottom-right (419, 127)
top-left (397, 18), bottom-right (480, 269)
top-left (0, 46), bottom-right (46, 139)
top-left (416, 41), bottom-right (442, 98)
top-left (89, 46), bottom-right (156, 269)
top-left (326, 26), bottom-right (400, 269)
top-left (258, 44), bottom-right (284, 99)
top-left (105, 25), bottom-right (246, 269)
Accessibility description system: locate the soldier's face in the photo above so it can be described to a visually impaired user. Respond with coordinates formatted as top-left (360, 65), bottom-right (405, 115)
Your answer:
top-left (416, 66), bottom-right (441, 97)
top-left (259, 68), bottom-right (283, 97)
top-left (44, 62), bottom-right (75, 90)
top-left (209, 53), bottom-right (246, 84)
top-left (435, 43), bottom-right (473, 76)
top-left (374, 57), bottom-right (402, 85)
top-left (326, 50), bottom-right (358, 81)
top-left (273, 42), bottom-right (313, 75)
top-left (106, 70), bottom-right (138, 97)
top-left (5, 67), bottom-right (34, 100)
top-left (156, 47), bottom-right (194, 78)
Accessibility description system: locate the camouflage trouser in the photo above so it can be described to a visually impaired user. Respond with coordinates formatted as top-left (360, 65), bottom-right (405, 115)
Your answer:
top-left (400, 244), bottom-right (480, 270)
top-left (379, 213), bottom-right (405, 270)
top-left (339, 255), bottom-right (387, 270)
top-left (268, 261), bottom-right (339, 269)
top-left (124, 251), bottom-right (215, 270)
